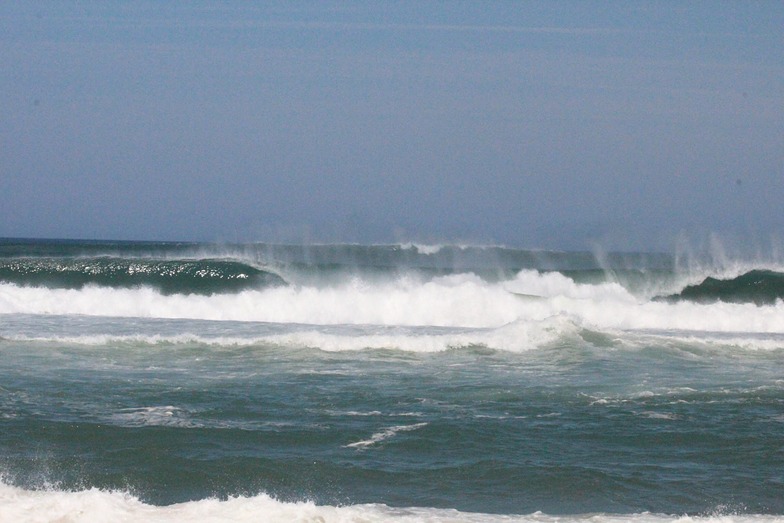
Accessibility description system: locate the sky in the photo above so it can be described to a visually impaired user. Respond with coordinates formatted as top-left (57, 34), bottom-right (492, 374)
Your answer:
top-left (1, 1), bottom-right (783, 251)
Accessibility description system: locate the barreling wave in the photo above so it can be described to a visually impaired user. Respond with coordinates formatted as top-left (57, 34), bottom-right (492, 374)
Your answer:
top-left (0, 257), bottom-right (286, 295)
top-left (661, 270), bottom-right (784, 305)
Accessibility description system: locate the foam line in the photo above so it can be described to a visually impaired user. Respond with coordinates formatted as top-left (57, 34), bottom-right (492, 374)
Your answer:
top-left (1, 480), bottom-right (781, 523)
top-left (2, 270), bottom-right (783, 335)
top-left (345, 423), bottom-right (429, 448)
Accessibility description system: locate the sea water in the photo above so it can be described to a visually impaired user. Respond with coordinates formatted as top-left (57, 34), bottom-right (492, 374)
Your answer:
top-left (1, 239), bottom-right (783, 522)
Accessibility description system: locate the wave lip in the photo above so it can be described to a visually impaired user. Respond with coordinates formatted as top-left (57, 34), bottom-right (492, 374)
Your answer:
top-left (0, 257), bottom-right (286, 295)
top-left (662, 270), bottom-right (784, 306)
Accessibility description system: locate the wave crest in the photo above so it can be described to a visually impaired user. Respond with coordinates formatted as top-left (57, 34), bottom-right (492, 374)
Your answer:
top-left (662, 270), bottom-right (784, 305)
top-left (0, 257), bottom-right (286, 295)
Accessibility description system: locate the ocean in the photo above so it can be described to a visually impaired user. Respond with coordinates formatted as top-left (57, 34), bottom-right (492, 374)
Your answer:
top-left (1, 238), bottom-right (783, 522)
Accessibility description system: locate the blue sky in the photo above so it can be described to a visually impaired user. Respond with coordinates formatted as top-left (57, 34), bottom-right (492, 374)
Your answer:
top-left (1, 2), bottom-right (782, 250)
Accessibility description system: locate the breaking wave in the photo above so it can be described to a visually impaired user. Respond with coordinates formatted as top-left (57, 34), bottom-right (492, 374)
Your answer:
top-left (1, 269), bottom-right (784, 334)
top-left (1, 480), bottom-right (781, 523)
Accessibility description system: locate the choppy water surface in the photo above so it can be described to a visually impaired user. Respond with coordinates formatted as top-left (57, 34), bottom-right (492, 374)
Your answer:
top-left (1, 239), bottom-right (783, 522)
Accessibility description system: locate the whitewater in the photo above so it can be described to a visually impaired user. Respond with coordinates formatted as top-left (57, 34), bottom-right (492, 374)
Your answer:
top-left (1, 239), bottom-right (783, 522)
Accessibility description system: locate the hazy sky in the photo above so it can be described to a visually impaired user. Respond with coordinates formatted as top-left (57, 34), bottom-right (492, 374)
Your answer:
top-left (2, 2), bottom-right (782, 250)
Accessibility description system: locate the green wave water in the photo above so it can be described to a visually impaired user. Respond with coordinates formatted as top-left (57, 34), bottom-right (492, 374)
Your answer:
top-left (664, 270), bottom-right (784, 305)
top-left (2, 334), bottom-right (783, 516)
top-left (0, 257), bottom-right (285, 295)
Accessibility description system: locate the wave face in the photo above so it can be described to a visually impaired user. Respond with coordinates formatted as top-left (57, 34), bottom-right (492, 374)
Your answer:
top-left (1, 238), bottom-right (783, 520)
top-left (0, 257), bottom-right (286, 295)
top-left (663, 270), bottom-right (784, 305)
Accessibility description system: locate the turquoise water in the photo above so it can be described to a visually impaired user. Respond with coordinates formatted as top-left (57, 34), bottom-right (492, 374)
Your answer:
top-left (1, 240), bottom-right (783, 521)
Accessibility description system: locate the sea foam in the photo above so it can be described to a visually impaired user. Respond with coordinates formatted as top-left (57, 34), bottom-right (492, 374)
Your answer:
top-left (1, 270), bottom-right (783, 338)
top-left (1, 480), bottom-right (782, 523)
